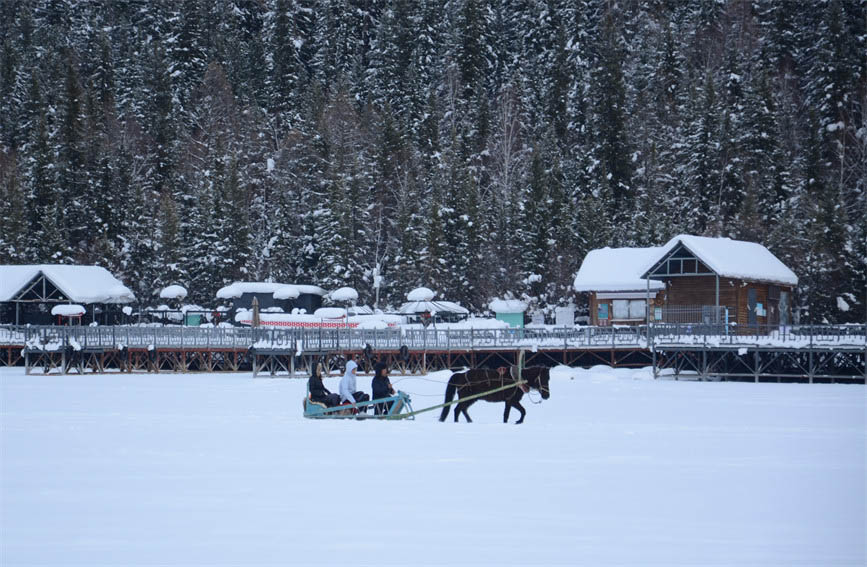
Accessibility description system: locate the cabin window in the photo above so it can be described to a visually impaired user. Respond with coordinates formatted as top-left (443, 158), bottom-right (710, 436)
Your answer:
top-left (613, 299), bottom-right (646, 319)
top-left (598, 303), bottom-right (609, 321)
top-left (613, 300), bottom-right (629, 319)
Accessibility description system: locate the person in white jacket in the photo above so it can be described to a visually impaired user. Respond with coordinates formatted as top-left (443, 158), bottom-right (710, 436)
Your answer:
top-left (339, 356), bottom-right (369, 411)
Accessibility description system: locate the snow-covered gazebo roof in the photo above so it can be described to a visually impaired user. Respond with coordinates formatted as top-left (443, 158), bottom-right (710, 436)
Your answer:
top-left (641, 235), bottom-right (798, 286)
top-left (397, 300), bottom-right (469, 315)
top-left (0, 265), bottom-right (136, 304)
top-left (572, 248), bottom-right (666, 292)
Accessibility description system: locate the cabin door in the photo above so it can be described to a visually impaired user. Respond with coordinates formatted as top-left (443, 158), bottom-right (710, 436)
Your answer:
top-left (747, 288), bottom-right (757, 326)
top-left (779, 291), bottom-right (790, 326)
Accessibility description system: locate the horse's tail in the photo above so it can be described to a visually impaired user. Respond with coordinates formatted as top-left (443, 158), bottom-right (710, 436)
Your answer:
top-left (439, 375), bottom-right (458, 422)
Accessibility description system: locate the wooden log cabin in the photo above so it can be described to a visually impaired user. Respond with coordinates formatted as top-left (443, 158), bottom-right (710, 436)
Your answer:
top-left (574, 235), bottom-right (798, 328)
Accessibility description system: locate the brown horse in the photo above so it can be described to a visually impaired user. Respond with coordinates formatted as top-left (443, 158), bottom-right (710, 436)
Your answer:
top-left (438, 366), bottom-right (550, 424)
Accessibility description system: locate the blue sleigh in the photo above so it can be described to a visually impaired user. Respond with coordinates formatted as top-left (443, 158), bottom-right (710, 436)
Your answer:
top-left (303, 390), bottom-right (415, 420)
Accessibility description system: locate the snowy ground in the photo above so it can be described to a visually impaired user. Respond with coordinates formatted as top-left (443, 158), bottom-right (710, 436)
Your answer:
top-left (1, 366), bottom-right (864, 566)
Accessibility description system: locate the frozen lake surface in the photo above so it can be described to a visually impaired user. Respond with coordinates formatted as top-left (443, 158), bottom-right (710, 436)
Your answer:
top-left (1, 366), bottom-right (864, 566)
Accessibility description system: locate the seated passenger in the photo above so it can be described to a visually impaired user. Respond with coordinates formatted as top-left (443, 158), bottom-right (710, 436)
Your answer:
top-left (338, 355), bottom-right (369, 411)
top-left (308, 362), bottom-right (340, 407)
top-left (371, 361), bottom-right (396, 415)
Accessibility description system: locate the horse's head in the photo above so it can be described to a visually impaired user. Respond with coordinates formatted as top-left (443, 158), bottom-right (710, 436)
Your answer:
top-left (537, 367), bottom-right (551, 399)
top-left (523, 367), bottom-right (550, 399)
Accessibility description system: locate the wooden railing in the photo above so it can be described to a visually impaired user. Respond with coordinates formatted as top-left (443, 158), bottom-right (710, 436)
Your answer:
top-left (1, 324), bottom-right (864, 352)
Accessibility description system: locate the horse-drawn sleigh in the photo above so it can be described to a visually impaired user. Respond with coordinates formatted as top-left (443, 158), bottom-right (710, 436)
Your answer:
top-left (302, 351), bottom-right (551, 423)
top-left (303, 390), bottom-right (416, 420)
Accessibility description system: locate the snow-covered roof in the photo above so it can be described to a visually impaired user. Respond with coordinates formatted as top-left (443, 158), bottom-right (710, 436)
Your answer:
top-left (330, 287), bottom-right (358, 302)
top-left (51, 304), bottom-right (86, 317)
top-left (489, 299), bottom-right (528, 313)
top-left (217, 282), bottom-right (286, 299)
top-left (407, 287), bottom-right (435, 301)
top-left (574, 236), bottom-right (799, 293)
top-left (397, 300), bottom-right (469, 315)
top-left (273, 285), bottom-right (300, 300)
top-left (216, 282), bottom-right (326, 299)
top-left (159, 285), bottom-right (188, 300)
top-left (572, 248), bottom-right (666, 292)
top-left (294, 285), bottom-right (327, 296)
top-left (642, 235), bottom-right (798, 286)
top-left (0, 265), bottom-right (136, 303)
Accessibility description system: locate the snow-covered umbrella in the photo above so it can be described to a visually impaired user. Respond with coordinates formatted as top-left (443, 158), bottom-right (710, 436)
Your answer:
top-left (51, 304), bottom-right (86, 325)
top-left (51, 304), bottom-right (86, 317)
top-left (330, 286), bottom-right (359, 302)
top-left (160, 284), bottom-right (188, 300)
top-left (407, 287), bottom-right (435, 302)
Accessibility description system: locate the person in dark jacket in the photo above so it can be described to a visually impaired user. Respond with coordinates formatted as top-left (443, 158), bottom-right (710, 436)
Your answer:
top-left (308, 362), bottom-right (340, 407)
top-left (371, 361), bottom-right (396, 415)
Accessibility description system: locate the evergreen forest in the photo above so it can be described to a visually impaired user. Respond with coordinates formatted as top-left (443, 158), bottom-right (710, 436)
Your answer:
top-left (0, 0), bottom-right (864, 322)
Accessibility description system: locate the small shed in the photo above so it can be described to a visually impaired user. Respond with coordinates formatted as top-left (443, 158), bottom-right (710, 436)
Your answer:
top-left (489, 299), bottom-right (527, 328)
top-left (0, 265), bottom-right (135, 325)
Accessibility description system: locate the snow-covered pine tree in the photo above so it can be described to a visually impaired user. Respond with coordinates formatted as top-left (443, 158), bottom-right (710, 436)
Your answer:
top-left (591, 3), bottom-right (632, 244)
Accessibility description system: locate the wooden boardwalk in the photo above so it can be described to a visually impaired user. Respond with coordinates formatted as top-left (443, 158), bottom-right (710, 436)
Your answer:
top-left (1, 324), bottom-right (863, 383)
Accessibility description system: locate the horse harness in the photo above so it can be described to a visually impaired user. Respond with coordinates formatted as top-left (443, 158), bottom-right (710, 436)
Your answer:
top-left (498, 366), bottom-right (530, 394)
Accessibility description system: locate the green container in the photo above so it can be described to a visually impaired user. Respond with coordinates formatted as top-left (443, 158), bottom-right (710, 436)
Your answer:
top-left (184, 313), bottom-right (202, 326)
top-left (495, 312), bottom-right (524, 328)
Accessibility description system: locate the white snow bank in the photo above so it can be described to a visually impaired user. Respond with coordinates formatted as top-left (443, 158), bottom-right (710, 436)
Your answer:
top-left (573, 247), bottom-right (666, 292)
top-left (313, 307), bottom-right (347, 318)
top-left (0, 367), bottom-right (862, 566)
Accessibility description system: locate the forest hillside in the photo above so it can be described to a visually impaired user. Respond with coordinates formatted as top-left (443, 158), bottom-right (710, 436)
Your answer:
top-left (0, 0), bottom-right (864, 322)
